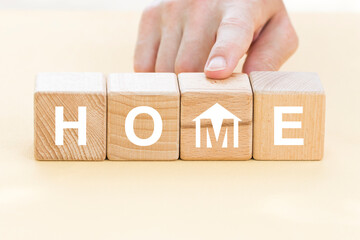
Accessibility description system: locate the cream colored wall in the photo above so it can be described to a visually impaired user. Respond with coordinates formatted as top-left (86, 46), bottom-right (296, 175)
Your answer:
top-left (0, 0), bottom-right (359, 12)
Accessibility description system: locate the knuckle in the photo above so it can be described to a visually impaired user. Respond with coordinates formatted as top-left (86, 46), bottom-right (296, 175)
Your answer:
top-left (281, 17), bottom-right (299, 52)
top-left (143, 6), bottom-right (154, 16)
top-left (220, 17), bottom-right (254, 33)
top-left (286, 28), bottom-right (299, 52)
top-left (188, 0), bottom-right (210, 10)
top-left (159, 0), bottom-right (183, 27)
top-left (213, 42), bottom-right (233, 53)
top-left (142, 4), bottom-right (159, 20)
top-left (213, 38), bottom-right (244, 54)
top-left (161, 0), bottom-right (179, 12)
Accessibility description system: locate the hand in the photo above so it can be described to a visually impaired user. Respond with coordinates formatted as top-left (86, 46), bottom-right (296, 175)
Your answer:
top-left (134, 0), bottom-right (298, 79)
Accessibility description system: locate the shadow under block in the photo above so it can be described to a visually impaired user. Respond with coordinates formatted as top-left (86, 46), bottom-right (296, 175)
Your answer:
top-left (179, 73), bottom-right (253, 160)
top-left (107, 73), bottom-right (180, 160)
top-left (34, 73), bottom-right (107, 160)
top-left (250, 71), bottom-right (326, 160)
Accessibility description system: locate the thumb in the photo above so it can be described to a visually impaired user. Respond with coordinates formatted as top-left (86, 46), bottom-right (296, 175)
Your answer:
top-left (242, 12), bottom-right (298, 74)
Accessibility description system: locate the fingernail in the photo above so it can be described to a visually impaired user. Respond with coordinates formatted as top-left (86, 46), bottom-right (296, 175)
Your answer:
top-left (206, 56), bottom-right (227, 71)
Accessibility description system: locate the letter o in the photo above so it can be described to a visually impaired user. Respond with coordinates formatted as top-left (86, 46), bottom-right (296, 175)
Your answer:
top-left (125, 106), bottom-right (163, 146)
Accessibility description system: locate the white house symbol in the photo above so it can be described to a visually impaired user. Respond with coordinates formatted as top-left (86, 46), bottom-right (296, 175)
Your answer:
top-left (193, 103), bottom-right (241, 148)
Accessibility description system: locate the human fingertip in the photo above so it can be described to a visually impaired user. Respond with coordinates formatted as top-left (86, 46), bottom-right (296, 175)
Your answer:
top-left (204, 68), bottom-right (233, 80)
top-left (205, 56), bottom-right (227, 72)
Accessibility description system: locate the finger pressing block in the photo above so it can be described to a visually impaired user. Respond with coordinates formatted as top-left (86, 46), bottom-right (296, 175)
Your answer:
top-left (34, 73), bottom-right (107, 160)
top-left (179, 73), bottom-right (253, 160)
top-left (250, 71), bottom-right (326, 160)
top-left (107, 73), bottom-right (180, 160)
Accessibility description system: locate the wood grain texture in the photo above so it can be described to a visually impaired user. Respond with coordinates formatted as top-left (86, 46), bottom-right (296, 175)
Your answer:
top-left (250, 71), bottom-right (326, 160)
top-left (34, 73), bottom-right (106, 160)
top-left (107, 73), bottom-right (179, 160)
top-left (179, 73), bottom-right (253, 160)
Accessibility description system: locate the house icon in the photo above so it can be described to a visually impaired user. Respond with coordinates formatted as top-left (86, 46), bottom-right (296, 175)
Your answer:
top-left (193, 103), bottom-right (241, 148)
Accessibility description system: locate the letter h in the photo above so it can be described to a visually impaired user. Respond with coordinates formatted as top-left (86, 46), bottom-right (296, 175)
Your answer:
top-left (55, 106), bottom-right (87, 146)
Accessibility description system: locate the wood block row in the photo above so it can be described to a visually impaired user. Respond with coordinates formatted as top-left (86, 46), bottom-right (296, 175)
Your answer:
top-left (34, 72), bottom-right (325, 161)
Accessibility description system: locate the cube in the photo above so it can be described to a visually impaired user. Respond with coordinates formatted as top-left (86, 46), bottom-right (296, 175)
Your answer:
top-left (107, 73), bottom-right (180, 160)
top-left (34, 72), bottom-right (107, 160)
top-left (179, 73), bottom-right (253, 160)
top-left (250, 71), bottom-right (326, 160)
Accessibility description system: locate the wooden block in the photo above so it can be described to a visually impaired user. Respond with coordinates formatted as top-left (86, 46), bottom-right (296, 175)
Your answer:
top-left (179, 73), bottom-right (253, 160)
top-left (250, 71), bottom-right (326, 160)
top-left (107, 73), bottom-right (180, 160)
top-left (34, 73), bottom-right (107, 160)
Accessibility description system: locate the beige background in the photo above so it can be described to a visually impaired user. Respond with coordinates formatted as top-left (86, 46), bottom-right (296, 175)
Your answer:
top-left (0, 11), bottom-right (360, 239)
